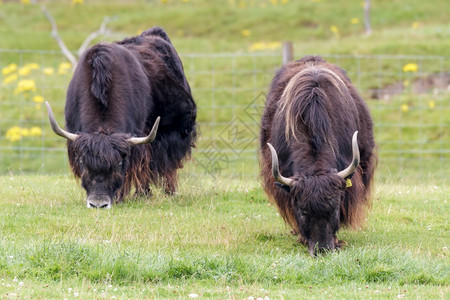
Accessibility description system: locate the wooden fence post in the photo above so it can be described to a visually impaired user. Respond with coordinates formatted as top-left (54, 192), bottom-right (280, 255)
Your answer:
top-left (282, 41), bottom-right (294, 65)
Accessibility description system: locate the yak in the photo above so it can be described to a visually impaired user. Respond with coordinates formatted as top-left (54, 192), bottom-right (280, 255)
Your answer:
top-left (46, 27), bottom-right (197, 208)
top-left (259, 56), bottom-right (376, 255)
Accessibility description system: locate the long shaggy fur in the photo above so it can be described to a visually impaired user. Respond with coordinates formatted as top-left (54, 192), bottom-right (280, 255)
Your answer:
top-left (260, 56), bottom-right (377, 235)
top-left (65, 27), bottom-right (197, 199)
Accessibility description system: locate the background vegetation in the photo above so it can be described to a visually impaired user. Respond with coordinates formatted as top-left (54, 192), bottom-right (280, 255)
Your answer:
top-left (0, 0), bottom-right (448, 298)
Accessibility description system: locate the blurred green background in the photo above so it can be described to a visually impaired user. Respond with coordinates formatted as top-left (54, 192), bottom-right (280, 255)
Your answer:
top-left (0, 0), bottom-right (449, 181)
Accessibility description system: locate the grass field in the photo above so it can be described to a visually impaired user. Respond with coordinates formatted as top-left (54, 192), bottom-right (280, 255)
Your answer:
top-left (0, 174), bottom-right (448, 298)
top-left (0, 0), bottom-right (449, 298)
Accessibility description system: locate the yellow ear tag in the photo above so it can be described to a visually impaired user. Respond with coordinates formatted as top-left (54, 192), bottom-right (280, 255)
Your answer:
top-left (346, 178), bottom-right (352, 188)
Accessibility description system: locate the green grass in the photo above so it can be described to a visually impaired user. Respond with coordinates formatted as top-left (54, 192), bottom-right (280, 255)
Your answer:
top-left (0, 174), bottom-right (448, 298)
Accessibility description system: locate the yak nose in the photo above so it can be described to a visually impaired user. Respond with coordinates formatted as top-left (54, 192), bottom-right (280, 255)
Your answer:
top-left (86, 195), bottom-right (112, 209)
top-left (308, 241), bottom-right (336, 256)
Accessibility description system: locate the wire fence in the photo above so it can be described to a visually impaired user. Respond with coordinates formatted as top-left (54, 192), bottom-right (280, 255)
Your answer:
top-left (0, 49), bottom-right (449, 180)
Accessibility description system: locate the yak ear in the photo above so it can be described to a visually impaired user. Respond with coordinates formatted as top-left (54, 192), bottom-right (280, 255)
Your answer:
top-left (274, 181), bottom-right (291, 193)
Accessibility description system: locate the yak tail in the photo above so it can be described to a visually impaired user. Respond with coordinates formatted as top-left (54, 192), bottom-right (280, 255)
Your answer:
top-left (88, 45), bottom-right (113, 108)
top-left (279, 65), bottom-right (351, 150)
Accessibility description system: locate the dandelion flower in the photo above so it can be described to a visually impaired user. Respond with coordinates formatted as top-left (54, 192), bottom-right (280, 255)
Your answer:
top-left (71, 0), bottom-right (84, 5)
top-left (400, 104), bottom-right (409, 112)
top-left (33, 95), bottom-right (44, 103)
top-left (21, 128), bottom-right (31, 137)
top-left (412, 21), bottom-right (420, 29)
top-left (241, 29), bottom-right (251, 37)
top-left (2, 63), bottom-right (18, 75)
top-left (351, 18), bottom-right (359, 24)
top-left (14, 79), bottom-right (37, 95)
top-left (21, 0), bottom-right (30, 4)
top-left (428, 100), bottom-right (435, 109)
top-left (248, 41), bottom-right (281, 52)
top-left (6, 126), bottom-right (22, 142)
top-left (42, 67), bottom-right (54, 75)
top-left (330, 25), bottom-right (339, 35)
top-left (18, 66), bottom-right (32, 76)
top-left (58, 62), bottom-right (72, 75)
top-left (2, 74), bottom-right (18, 85)
top-left (402, 63), bottom-right (418, 72)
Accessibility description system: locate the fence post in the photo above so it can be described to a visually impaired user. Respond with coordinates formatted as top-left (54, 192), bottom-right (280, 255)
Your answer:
top-left (282, 41), bottom-right (294, 65)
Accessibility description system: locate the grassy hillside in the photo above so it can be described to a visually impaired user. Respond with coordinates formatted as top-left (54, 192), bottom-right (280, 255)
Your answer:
top-left (0, 0), bottom-right (449, 54)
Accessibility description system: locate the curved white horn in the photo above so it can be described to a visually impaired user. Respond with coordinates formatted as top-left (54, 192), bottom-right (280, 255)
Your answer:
top-left (45, 101), bottom-right (79, 141)
top-left (267, 143), bottom-right (293, 187)
top-left (127, 117), bottom-right (160, 146)
top-left (336, 131), bottom-right (360, 179)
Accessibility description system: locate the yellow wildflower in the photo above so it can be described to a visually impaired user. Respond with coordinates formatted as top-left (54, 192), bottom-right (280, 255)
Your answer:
top-left (412, 21), bottom-right (421, 29)
top-left (18, 66), bottom-right (32, 76)
top-left (241, 29), bottom-right (251, 37)
top-left (351, 18), bottom-right (359, 24)
top-left (428, 100), bottom-right (435, 110)
top-left (21, 0), bottom-right (30, 4)
top-left (33, 95), bottom-right (44, 103)
top-left (42, 67), bottom-right (54, 75)
top-left (58, 62), bottom-right (72, 75)
top-left (400, 104), bottom-right (409, 112)
top-left (270, 0), bottom-right (278, 5)
top-left (281, 0), bottom-right (289, 3)
top-left (6, 126), bottom-right (22, 142)
top-left (330, 25), bottom-right (339, 36)
top-left (402, 63), bottom-right (418, 73)
top-left (160, 0), bottom-right (168, 3)
top-left (248, 41), bottom-right (281, 52)
top-left (2, 74), bottom-right (18, 85)
top-left (30, 127), bottom-right (43, 137)
top-left (2, 63), bottom-right (18, 75)
top-left (14, 79), bottom-right (37, 95)
top-left (71, 0), bottom-right (84, 5)
top-left (21, 128), bottom-right (31, 137)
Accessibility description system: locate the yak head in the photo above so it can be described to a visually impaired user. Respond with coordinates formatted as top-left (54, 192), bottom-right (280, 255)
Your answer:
top-left (267, 131), bottom-right (360, 256)
top-left (45, 102), bottom-right (160, 209)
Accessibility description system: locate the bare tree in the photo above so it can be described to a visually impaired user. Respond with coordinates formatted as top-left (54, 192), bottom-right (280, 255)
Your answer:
top-left (364, 0), bottom-right (372, 35)
top-left (42, 6), bottom-right (117, 69)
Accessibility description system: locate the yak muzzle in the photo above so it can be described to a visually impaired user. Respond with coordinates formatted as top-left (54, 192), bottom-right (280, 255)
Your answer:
top-left (308, 240), bottom-right (338, 256)
top-left (86, 195), bottom-right (112, 209)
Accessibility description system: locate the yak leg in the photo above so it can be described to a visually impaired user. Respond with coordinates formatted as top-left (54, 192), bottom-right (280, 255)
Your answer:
top-left (163, 170), bottom-right (178, 195)
top-left (135, 185), bottom-right (152, 197)
top-left (134, 174), bottom-right (152, 197)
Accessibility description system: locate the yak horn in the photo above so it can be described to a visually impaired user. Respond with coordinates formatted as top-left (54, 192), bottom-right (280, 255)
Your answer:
top-left (127, 117), bottom-right (160, 146)
top-left (45, 101), bottom-right (79, 141)
top-left (267, 143), bottom-right (293, 187)
top-left (336, 131), bottom-right (360, 179)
